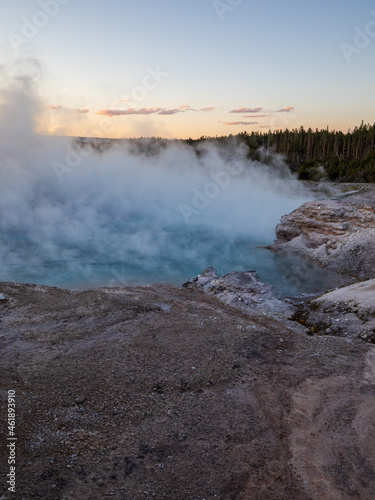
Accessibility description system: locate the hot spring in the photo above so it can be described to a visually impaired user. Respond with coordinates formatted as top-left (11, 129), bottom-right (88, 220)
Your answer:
top-left (0, 136), bottom-right (345, 296)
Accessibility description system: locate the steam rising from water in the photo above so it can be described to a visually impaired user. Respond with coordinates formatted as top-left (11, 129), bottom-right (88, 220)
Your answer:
top-left (1, 65), bottom-right (336, 294)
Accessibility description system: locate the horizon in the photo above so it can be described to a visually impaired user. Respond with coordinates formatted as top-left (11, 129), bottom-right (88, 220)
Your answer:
top-left (44, 120), bottom-right (375, 142)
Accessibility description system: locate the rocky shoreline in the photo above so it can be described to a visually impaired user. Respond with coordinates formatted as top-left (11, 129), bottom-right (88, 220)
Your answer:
top-left (273, 185), bottom-right (375, 280)
top-left (270, 183), bottom-right (375, 348)
top-left (1, 184), bottom-right (375, 499)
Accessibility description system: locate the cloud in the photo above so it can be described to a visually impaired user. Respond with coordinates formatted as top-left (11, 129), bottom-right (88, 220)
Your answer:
top-left (97, 106), bottom-right (215, 117)
top-left (72, 108), bottom-right (89, 114)
top-left (47, 105), bottom-right (89, 114)
top-left (182, 106), bottom-right (215, 113)
top-left (230, 107), bottom-right (263, 114)
top-left (158, 106), bottom-right (214, 115)
top-left (276, 106), bottom-right (294, 113)
top-left (243, 114), bottom-right (269, 118)
top-left (0, 129), bottom-right (311, 290)
top-left (230, 106), bottom-right (295, 115)
top-left (223, 121), bottom-right (258, 126)
top-left (158, 109), bottom-right (180, 115)
top-left (97, 107), bottom-right (162, 117)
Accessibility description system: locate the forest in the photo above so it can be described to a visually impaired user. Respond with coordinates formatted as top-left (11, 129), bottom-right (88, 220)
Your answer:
top-left (185, 121), bottom-right (375, 183)
top-left (77, 121), bottom-right (375, 183)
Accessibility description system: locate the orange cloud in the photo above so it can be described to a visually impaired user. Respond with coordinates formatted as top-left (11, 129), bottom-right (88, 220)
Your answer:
top-left (276, 106), bottom-right (294, 113)
top-left (97, 108), bottom-right (162, 116)
top-left (230, 107), bottom-right (263, 114)
top-left (158, 107), bottom-right (214, 115)
top-left (243, 114), bottom-right (269, 118)
top-left (97, 106), bottom-right (215, 117)
top-left (47, 105), bottom-right (89, 114)
top-left (158, 109), bottom-right (180, 115)
top-left (223, 121), bottom-right (258, 126)
top-left (72, 109), bottom-right (89, 114)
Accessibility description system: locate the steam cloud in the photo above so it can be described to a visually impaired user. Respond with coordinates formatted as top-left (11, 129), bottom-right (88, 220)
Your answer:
top-left (0, 64), bottom-right (313, 288)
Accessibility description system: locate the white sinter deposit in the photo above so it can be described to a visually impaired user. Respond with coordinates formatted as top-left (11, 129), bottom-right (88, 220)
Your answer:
top-left (273, 186), bottom-right (375, 280)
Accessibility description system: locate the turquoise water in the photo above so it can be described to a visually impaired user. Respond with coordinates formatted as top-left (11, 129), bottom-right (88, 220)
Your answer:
top-left (0, 228), bottom-right (347, 297)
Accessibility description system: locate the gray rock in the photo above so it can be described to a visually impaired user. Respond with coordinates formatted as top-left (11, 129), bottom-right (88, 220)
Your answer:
top-left (183, 268), bottom-right (294, 318)
top-left (295, 278), bottom-right (375, 341)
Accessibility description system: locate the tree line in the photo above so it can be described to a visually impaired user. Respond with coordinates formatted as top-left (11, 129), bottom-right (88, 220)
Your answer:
top-left (185, 121), bottom-right (375, 183)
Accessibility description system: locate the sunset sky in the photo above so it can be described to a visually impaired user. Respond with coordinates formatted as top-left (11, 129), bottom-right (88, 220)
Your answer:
top-left (1, 0), bottom-right (375, 139)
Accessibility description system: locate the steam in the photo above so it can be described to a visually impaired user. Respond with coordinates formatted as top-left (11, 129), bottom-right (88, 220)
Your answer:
top-left (0, 66), bottom-right (314, 288)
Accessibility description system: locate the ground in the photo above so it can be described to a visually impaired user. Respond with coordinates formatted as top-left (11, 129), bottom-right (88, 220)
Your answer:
top-left (1, 281), bottom-right (375, 499)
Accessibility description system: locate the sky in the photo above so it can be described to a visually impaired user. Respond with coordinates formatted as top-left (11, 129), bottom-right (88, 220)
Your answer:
top-left (0, 0), bottom-right (375, 139)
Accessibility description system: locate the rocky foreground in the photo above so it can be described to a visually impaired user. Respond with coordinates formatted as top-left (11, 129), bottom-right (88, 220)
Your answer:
top-left (1, 272), bottom-right (375, 499)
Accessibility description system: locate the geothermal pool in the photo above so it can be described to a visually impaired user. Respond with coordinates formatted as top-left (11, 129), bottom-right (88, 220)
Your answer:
top-left (0, 230), bottom-right (345, 297)
top-left (0, 137), bottom-right (346, 297)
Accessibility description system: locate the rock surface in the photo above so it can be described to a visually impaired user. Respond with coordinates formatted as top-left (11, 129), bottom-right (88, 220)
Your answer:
top-left (183, 267), bottom-right (294, 318)
top-left (1, 281), bottom-right (375, 499)
top-left (273, 186), bottom-right (375, 279)
top-left (293, 278), bottom-right (375, 344)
